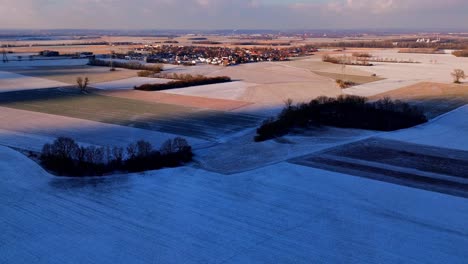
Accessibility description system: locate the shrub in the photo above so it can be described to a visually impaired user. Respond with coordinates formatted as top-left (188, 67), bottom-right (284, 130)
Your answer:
top-left (137, 70), bottom-right (155, 77)
top-left (322, 55), bottom-right (340, 64)
top-left (452, 50), bottom-right (468, 57)
top-left (40, 137), bottom-right (193, 177)
top-left (352, 52), bottom-right (372, 58)
top-left (76, 77), bottom-right (90, 93)
top-left (254, 95), bottom-right (427, 142)
top-left (336, 79), bottom-right (356, 89)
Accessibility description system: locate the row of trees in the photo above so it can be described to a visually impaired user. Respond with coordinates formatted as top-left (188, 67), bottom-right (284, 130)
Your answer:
top-left (41, 137), bottom-right (193, 176)
top-left (255, 96), bottom-right (428, 142)
top-left (322, 55), bottom-right (373, 66)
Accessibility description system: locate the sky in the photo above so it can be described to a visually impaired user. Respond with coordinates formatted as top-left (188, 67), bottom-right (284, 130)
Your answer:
top-left (0, 0), bottom-right (467, 30)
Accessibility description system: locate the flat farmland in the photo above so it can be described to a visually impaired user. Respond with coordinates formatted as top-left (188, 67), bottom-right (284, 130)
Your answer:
top-left (10, 66), bottom-right (137, 85)
top-left (98, 89), bottom-right (252, 111)
top-left (0, 88), bottom-right (262, 141)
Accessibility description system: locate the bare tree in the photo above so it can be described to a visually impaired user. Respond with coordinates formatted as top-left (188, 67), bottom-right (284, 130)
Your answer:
top-left (451, 69), bottom-right (466, 84)
top-left (76, 77), bottom-right (90, 93)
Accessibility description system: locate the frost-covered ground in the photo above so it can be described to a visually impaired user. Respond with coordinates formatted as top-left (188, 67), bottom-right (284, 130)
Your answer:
top-left (1, 145), bottom-right (467, 264)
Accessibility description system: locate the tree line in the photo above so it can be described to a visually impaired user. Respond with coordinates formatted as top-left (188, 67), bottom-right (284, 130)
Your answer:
top-left (41, 137), bottom-right (193, 176)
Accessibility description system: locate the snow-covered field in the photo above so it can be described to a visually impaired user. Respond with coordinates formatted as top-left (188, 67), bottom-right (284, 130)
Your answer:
top-left (196, 127), bottom-right (378, 174)
top-left (344, 49), bottom-right (468, 97)
top-left (0, 107), bottom-right (208, 152)
top-left (1, 145), bottom-right (467, 264)
top-left (0, 49), bottom-right (467, 263)
top-left (159, 81), bottom-right (254, 101)
top-left (380, 105), bottom-right (468, 151)
top-left (159, 61), bottom-right (340, 115)
top-left (0, 70), bottom-right (67, 92)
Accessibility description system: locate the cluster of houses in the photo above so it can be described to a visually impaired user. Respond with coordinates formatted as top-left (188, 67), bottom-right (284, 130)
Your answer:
top-left (416, 38), bottom-right (441, 43)
top-left (125, 45), bottom-right (317, 66)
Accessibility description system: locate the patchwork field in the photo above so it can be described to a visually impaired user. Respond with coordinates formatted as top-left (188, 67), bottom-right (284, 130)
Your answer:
top-left (293, 138), bottom-right (468, 198)
top-left (10, 65), bottom-right (137, 85)
top-left (0, 44), bottom-right (467, 264)
top-left (2, 146), bottom-right (468, 264)
top-left (0, 88), bottom-right (262, 141)
top-left (343, 49), bottom-right (468, 97)
top-left (0, 107), bottom-right (208, 152)
top-left (98, 89), bottom-right (252, 111)
top-left (160, 61), bottom-right (342, 114)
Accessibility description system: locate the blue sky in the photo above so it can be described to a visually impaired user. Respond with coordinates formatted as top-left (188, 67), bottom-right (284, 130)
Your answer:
top-left (0, 0), bottom-right (467, 30)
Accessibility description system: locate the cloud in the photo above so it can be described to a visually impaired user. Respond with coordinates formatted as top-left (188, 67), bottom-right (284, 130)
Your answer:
top-left (0, 0), bottom-right (466, 30)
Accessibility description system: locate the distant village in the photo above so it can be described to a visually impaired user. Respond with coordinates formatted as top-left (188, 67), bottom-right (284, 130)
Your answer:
top-left (34, 44), bottom-right (318, 66)
top-left (122, 45), bottom-right (318, 66)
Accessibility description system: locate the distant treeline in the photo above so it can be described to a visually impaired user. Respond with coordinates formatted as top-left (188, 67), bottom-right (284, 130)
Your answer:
top-left (255, 96), bottom-right (427, 142)
top-left (135, 76), bottom-right (231, 91)
top-left (192, 41), bottom-right (223, 45)
top-left (41, 137), bottom-right (193, 177)
top-left (1, 42), bottom-right (109, 48)
top-left (319, 40), bottom-right (468, 50)
top-left (232, 42), bottom-right (291, 46)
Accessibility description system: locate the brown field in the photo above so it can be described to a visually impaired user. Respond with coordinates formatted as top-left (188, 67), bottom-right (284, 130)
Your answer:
top-left (96, 89), bottom-right (252, 111)
top-left (398, 48), bottom-right (443, 54)
top-left (371, 82), bottom-right (468, 118)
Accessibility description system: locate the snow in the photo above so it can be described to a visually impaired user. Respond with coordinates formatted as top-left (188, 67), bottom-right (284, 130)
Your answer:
top-left (0, 145), bottom-right (467, 264)
top-left (196, 127), bottom-right (378, 174)
top-left (380, 105), bottom-right (468, 151)
top-left (0, 70), bottom-right (67, 92)
top-left (91, 77), bottom-right (171, 90)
